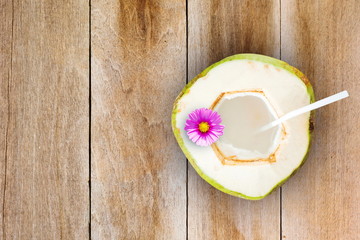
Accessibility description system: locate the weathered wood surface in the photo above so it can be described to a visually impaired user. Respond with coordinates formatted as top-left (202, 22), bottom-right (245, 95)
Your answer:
top-left (91, 0), bottom-right (187, 239)
top-left (281, 0), bottom-right (360, 239)
top-left (0, 0), bottom-right (359, 239)
top-left (187, 0), bottom-right (281, 239)
top-left (0, 1), bottom-right (12, 238)
top-left (0, 0), bottom-right (89, 239)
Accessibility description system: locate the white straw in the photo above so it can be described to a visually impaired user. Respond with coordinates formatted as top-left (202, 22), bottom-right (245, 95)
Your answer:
top-left (256, 90), bottom-right (349, 133)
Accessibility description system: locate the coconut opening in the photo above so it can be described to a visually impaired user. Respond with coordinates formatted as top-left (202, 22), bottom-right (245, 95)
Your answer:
top-left (213, 92), bottom-right (282, 160)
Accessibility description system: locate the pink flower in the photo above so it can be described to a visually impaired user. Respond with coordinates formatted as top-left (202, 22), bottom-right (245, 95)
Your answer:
top-left (184, 108), bottom-right (224, 146)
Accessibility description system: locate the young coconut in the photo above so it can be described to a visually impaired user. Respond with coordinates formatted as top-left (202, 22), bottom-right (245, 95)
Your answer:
top-left (172, 54), bottom-right (314, 200)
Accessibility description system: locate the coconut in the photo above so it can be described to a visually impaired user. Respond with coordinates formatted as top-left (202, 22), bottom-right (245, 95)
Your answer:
top-left (172, 54), bottom-right (314, 200)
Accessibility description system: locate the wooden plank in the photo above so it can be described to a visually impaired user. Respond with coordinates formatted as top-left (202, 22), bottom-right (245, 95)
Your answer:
top-left (281, 0), bottom-right (360, 239)
top-left (91, 0), bottom-right (187, 239)
top-left (0, 1), bottom-right (13, 238)
top-left (1, 1), bottom-right (89, 239)
top-left (187, 1), bottom-right (281, 239)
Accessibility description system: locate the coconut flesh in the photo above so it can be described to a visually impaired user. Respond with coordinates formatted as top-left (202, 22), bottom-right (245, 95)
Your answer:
top-left (172, 55), bottom-right (313, 199)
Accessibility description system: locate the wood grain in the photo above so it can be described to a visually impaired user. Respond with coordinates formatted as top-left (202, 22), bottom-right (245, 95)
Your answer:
top-left (187, 1), bottom-right (281, 239)
top-left (0, 1), bottom-right (13, 238)
top-left (91, 0), bottom-right (187, 239)
top-left (0, 0), bottom-right (89, 239)
top-left (281, 0), bottom-right (360, 239)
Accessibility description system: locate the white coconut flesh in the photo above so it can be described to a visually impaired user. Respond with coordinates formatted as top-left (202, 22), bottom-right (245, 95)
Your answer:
top-left (174, 59), bottom-right (312, 198)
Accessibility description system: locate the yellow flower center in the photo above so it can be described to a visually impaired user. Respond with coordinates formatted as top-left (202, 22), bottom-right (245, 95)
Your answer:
top-left (198, 122), bottom-right (210, 133)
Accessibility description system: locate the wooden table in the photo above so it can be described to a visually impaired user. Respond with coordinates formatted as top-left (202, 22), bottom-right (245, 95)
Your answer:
top-left (1, 0), bottom-right (359, 239)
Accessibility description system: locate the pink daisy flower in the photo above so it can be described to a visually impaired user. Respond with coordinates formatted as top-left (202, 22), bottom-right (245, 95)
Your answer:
top-left (184, 108), bottom-right (225, 146)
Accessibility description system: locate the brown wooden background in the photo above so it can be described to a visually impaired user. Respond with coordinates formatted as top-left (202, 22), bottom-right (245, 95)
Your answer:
top-left (0, 0), bottom-right (359, 239)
